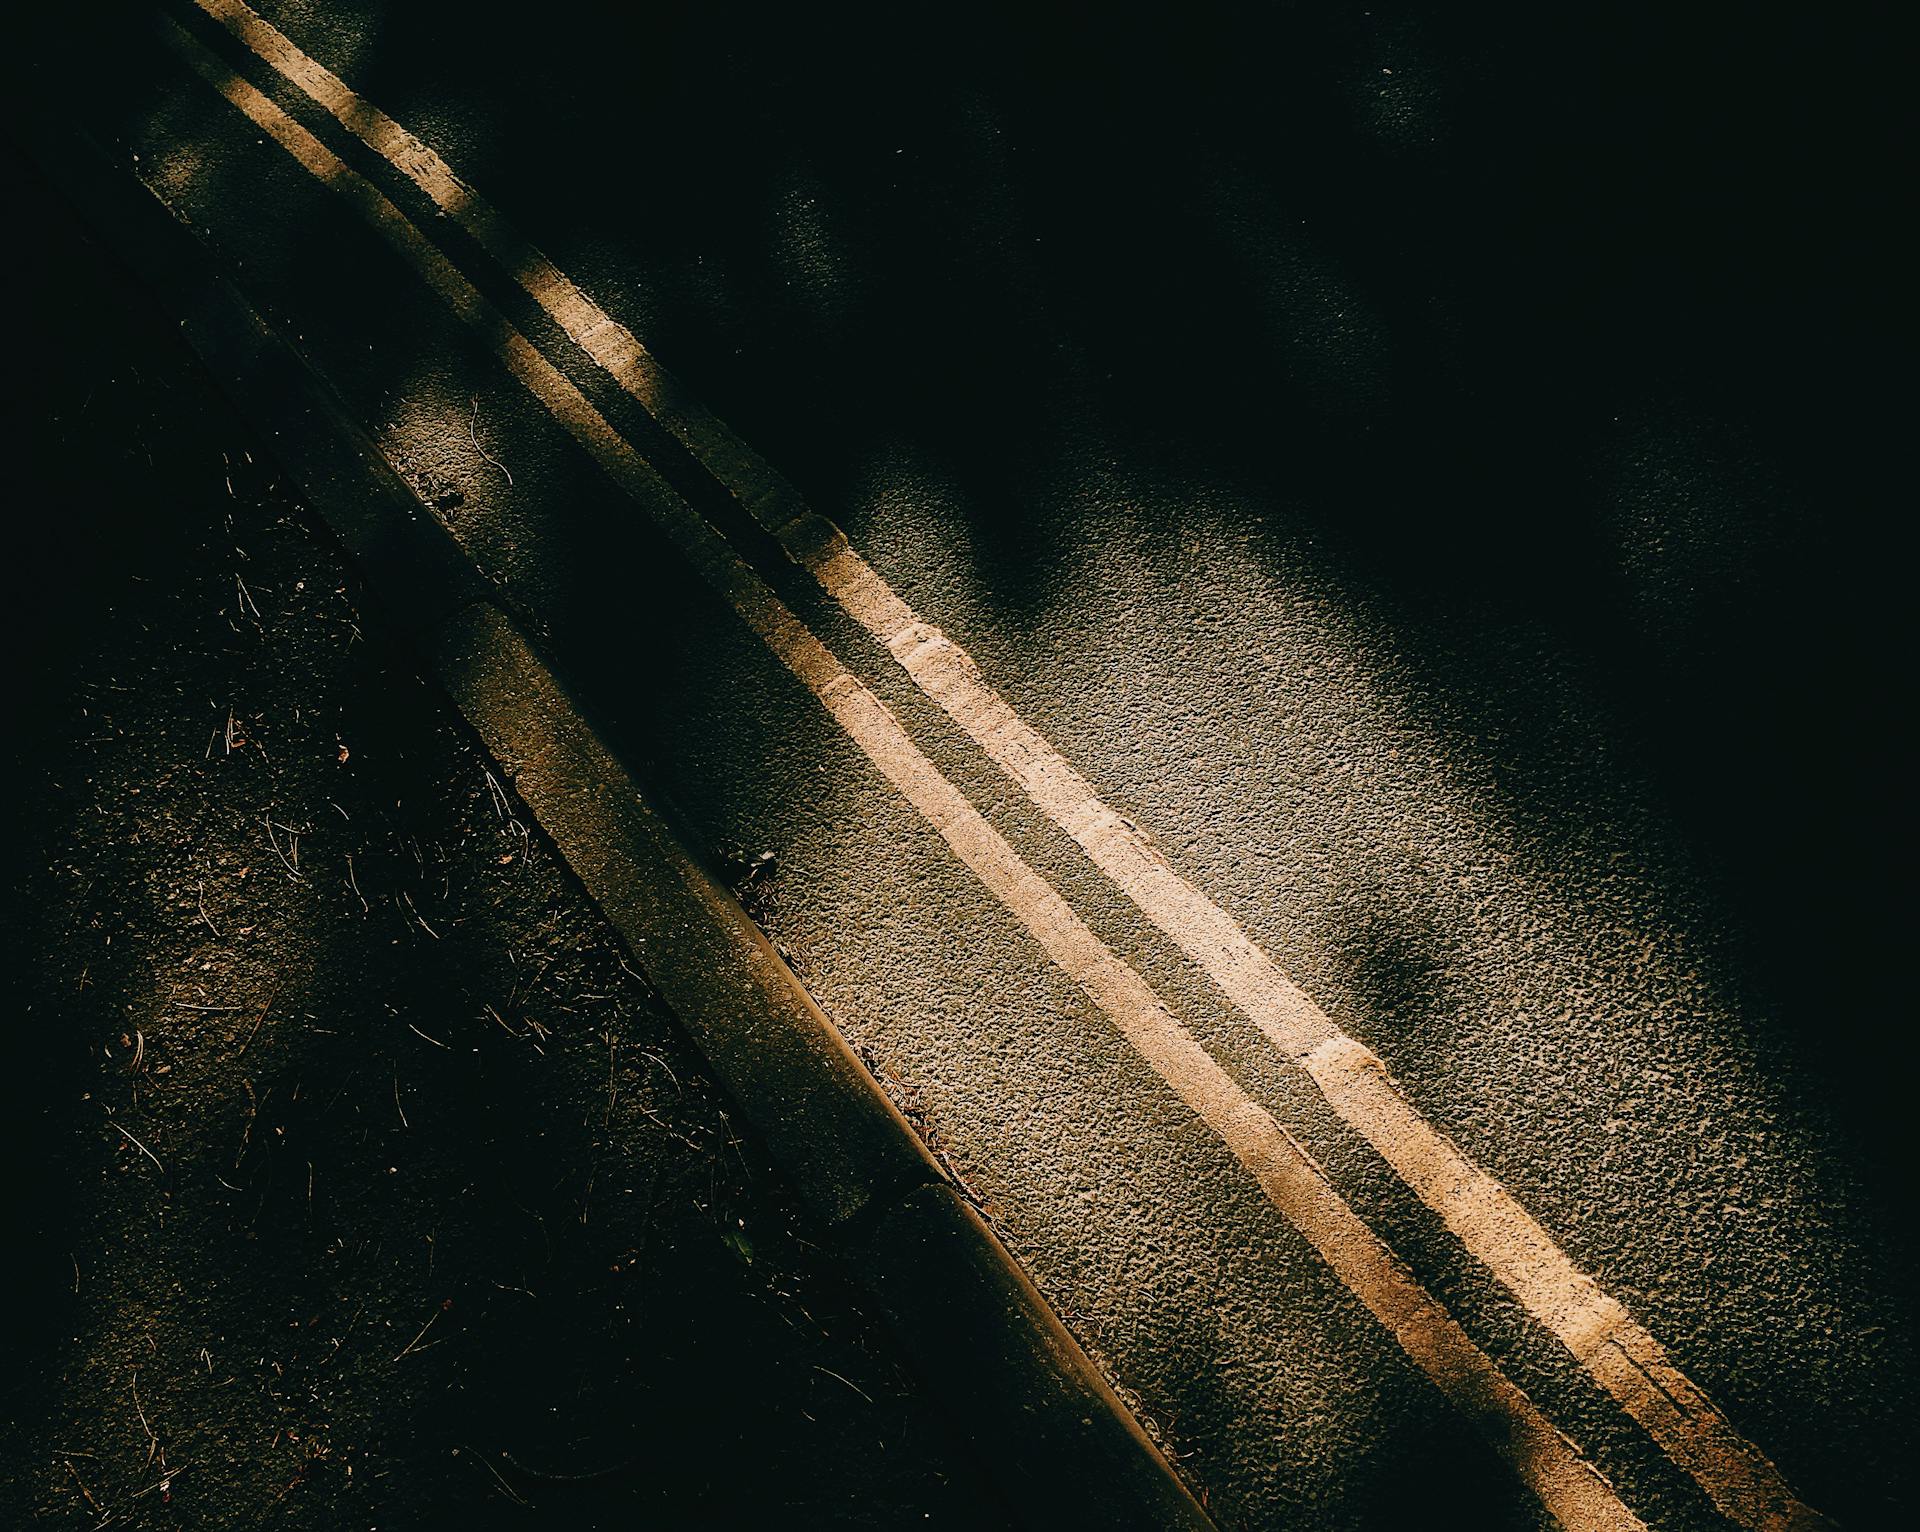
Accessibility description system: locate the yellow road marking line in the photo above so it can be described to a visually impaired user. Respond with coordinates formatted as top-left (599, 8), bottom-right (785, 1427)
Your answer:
top-left (185, 5), bottom-right (1830, 1527)
top-left (158, 15), bottom-right (1648, 1528)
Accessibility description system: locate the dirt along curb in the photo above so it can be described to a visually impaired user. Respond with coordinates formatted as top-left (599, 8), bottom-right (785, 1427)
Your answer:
top-left (24, 119), bottom-right (1216, 1532)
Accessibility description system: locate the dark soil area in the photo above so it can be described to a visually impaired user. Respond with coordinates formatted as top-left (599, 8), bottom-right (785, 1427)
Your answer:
top-left (0, 160), bottom-right (998, 1530)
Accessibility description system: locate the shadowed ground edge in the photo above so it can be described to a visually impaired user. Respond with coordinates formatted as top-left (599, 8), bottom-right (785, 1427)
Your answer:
top-left (17, 116), bottom-right (1217, 1532)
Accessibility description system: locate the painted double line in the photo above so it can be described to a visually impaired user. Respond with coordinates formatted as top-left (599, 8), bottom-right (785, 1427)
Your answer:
top-left (159, 5), bottom-right (1828, 1528)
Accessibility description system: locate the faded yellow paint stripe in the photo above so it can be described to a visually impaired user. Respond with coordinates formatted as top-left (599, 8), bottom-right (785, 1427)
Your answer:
top-left (160, 16), bottom-right (1645, 1530)
top-left (186, 5), bottom-right (1830, 1528)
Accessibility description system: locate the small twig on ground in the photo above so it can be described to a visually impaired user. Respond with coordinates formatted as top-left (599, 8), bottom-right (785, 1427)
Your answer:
top-left (235, 1079), bottom-right (261, 1171)
top-left (455, 1445), bottom-right (531, 1507)
top-left (392, 1072), bottom-right (408, 1129)
top-left (393, 1301), bottom-right (449, 1362)
top-left (719, 1108), bottom-right (752, 1182)
top-left (346, 854), bottom-right (369, 914)
top-left (483, 768), bottom-right (532, 859)
top-left (484, 1003), bottom-right (522, 1038)
top-left (235, 991), bottom-right (277, 1057)
top-left (603, 1030), bottom-right (617, 1129)
top-left (320, 1306), bottom-right (364, 1370)
top-left (62, 1458), bottom-right (101, 1515)
top-left (125, 1465), bottom-right (184, 1504)
top-left (635, 1048), bottom-right (681, 1094)
top-left (401, 889), bottom-right (440, 939)
top-left (467, 397), bottom-right (514, 487)
top-left (511, 925), bottom-right (586, 1006)
top-left (196, 876), bottom-right (220, 939)
top-left (264, 816), bottom-right (303, 883)
top-left (812, 1366), bottom-right (874, 1405)
top-left (266, 819), bottom-right (306, 871)
top-left (112, 1121), bottom-right (166, 1179)
top-left (130, 1370), bottom-right (160, 1467)
top-left (498, 1448), bottom-right (633, 1484)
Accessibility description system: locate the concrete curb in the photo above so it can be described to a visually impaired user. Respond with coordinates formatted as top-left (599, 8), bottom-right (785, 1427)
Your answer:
top-left (25, 120), bottom-right (1216, 1532)
top-left (426, 601), bottom-right (942, 1232)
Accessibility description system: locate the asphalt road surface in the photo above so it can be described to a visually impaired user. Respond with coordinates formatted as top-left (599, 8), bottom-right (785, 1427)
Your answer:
top-left (15, 5), bottom-right (1908, 1529)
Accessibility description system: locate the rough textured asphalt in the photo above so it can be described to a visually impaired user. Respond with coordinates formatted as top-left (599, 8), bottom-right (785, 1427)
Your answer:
top-left (20, 4), bottom-right (1909, 1528)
